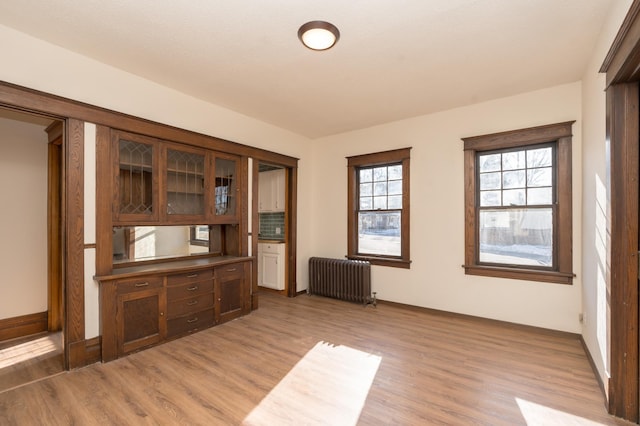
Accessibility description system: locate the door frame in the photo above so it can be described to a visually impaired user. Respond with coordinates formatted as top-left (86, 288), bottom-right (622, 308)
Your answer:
top-left (601, 0), bottom-right (640, 421)
top-left (251, 158), bottom-right (299, 306)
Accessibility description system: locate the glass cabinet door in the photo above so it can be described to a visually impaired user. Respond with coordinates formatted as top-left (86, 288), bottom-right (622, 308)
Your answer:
top-left (213, 156), bottom-right (238, 219)
top-left (116, 136), bottom-right (158, 223)
top-left (166, 147), bottom-right (206, 217)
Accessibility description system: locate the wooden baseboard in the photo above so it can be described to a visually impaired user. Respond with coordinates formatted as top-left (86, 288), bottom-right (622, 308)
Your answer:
top-left (0, 311), bottom-right (48, 342)
top-left (580, 335), bottom-right (608, 406)
top-left (68, 336), bottom-right (102, 369)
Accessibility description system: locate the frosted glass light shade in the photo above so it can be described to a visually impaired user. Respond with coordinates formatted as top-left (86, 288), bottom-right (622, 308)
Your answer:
top-left (298, 21), bottom-right (340, 51)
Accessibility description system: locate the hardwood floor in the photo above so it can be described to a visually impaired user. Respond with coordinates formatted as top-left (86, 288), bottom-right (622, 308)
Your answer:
top-left (0, 294), bottom-right (633, 425)
top-left (0, 332), bottom-right (64, 394)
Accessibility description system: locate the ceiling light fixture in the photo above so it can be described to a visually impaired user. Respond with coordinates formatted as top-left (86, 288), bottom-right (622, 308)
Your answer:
top-left (298, 21), bottom-right (340, 51)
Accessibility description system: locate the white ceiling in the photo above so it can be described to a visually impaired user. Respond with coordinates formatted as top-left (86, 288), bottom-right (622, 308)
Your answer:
top-left (0, 0), bottom-right (616, 138)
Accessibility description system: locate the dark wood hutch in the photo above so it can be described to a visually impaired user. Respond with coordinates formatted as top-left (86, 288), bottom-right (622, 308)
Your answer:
top-left (0, 81), bottom-right (298, 368)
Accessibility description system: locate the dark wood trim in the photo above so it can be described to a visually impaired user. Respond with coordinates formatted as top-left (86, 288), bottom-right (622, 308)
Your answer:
top-left (287, 166), bottom-right (298, 297)
top-left (251, 159), bottom-right (260, 309)
top-left (46, 122), bottom-right (63, 332)
top-left (67, 336), bottom-right (102, 368)
top-left (84, 243), bottom-right (97, 249)
top-left (0, 312), bottom-right (48, 342)
top-left (346, 148), bottom-right (412, 268)
top-left (462, 121), bottom-right (575, 151)
top-left (600, 0), bottom-right (640, 85)
top-left (65, 119), bottom-right (85, 370)
top-left (95, 125), bottom-right (112, 277)
top-left (580, 335), bottom-right (608, 407)
top-left (607, 82), bottom-right (639, 421)
top-left (462, 122), bottom-right (574, 284)
top-left (0, 81), bottom-right (298, 166)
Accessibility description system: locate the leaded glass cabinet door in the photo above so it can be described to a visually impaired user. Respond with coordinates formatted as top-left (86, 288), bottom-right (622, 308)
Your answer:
top-left (212, 154), bottom-right (239, 221)
top-left (114, 132), bottom-right (159, 224)
top-left (165, 145), bottom-right (207, 221)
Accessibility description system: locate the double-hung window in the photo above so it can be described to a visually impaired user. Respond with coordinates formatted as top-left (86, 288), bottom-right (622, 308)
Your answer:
top-left (462, 122), bottom-right (574, 284)
top-left (347, 148), bottom-right (411, 268)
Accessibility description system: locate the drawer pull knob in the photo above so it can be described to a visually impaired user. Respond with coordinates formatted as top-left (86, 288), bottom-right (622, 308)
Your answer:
top-left (134, 282), bottom-right (149, 287)
top-left (187, 317), bottom-right (198, 323)
top-left (187, 285), bottom-right (199, 291)
top-left (187, 300), bottom-right (198, 306)
top-left (226, 268), bottom-right (237, 272)
top-left (187, 274), bottom-right (199, 278)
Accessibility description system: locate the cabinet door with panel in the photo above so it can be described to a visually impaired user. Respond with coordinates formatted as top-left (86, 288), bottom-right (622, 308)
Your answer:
top-left (258, 169), bottom-right (285, 213)
top-left (165, 145), bottom-right (208, 222)
top-left (212, 154), bottom-right (240, 222)
top-left (115, 276), bottom-right (166, 356)
top-left (215, 261), bottom-right (250, 323)
top-left (113, 131), bottom-right (159, 224)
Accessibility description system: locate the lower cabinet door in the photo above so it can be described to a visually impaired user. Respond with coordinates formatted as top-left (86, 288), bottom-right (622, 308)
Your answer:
top-left (117, 287), bottom-right (166, 355)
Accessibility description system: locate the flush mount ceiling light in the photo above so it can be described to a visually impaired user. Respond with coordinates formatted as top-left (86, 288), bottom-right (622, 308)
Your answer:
top-left (298, 21), bottom-right (340, 51)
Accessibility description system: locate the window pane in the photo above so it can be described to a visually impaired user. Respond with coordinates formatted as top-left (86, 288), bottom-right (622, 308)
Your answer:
top-left (388, 165), bottom-right (402, 180)
top-left (480, 190), bottom-right (501, 206)
top-left (388, 180), bottom-right (402, 195)
top-left (527, 147), bottom-right (552, 168)
top-left (373, 196), bottom-right (387, 210)
top-left (503, 170), bottom-right (526, 189)
top-left (388, 195), bottom-right (402, 209)
top-left (358, 212), bottom-right (401, 256)
top-left (527, 167), bottom-right (552, 187)
top-left (479, 153), bottom-right (501, 172)
top-left (527, 187), bottom-right (552, 205)
top-left (360, 197), bottom-right (372, 210)
top-left (360, 168), bottom-right (372, 183)
top-left (373, 167), bottom-right (387, 182)
top-left (360, 182), bottom-right (372, 196)
top-left (479, 208), bottom-right (553, 267)
top-left (503, 189), bottom-right (525, 205)
top-left (502, 151), bottom-right (525, 171)
top-left (480, 172), bottom-right (501, 190)
top-left (374, 182), bottom-right (387, 196)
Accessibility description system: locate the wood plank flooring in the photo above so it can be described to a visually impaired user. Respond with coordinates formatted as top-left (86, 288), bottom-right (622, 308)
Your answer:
top-left (0, 294), bottom-right (633, 425)
top-left (0, 332), bottom-right (63, 393)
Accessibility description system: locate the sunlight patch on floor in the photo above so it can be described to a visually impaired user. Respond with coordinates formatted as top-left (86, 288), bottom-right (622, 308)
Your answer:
top-left (243, 341), bottom-right (382, 426)
top-left (0, 335), bottom-right (59, 369)
top-left (516, 397), bottom-right (606, 426)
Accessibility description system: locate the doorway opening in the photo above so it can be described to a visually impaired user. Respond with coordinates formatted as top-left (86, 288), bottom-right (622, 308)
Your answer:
top-left (0, 107), bottom-right (64, 392)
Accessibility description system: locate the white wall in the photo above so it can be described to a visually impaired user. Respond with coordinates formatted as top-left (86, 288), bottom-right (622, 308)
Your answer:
top-left (310, 82), bottom-right (583, 333)
top-left (581, 0), bottom-right (634, 392)
top-left (0, 117), bottom-right (48, 320)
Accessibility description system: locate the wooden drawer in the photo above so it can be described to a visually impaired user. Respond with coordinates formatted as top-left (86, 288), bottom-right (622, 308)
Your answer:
top-left (167, 279), bottom-right (213, 300)
top-left (167, 292), bottom-right (214, 319)
top-left (167, 308), bottom-right (214, 338)
top-left (116, 276), bottom-right (163, 295)
top-left (215, 263), bottom-right (244, 281)
top-left (167, 269), bottom-right (213, 286)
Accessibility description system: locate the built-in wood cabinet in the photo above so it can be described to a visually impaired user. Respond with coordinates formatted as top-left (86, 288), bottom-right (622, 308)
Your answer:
top-left (98, 258), bottom-right (251, 362)
top-left (112, 130), bottom-right (241, 225)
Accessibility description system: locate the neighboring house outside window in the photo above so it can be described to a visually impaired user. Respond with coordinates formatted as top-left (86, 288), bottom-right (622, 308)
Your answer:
top-left (462, 122), bottom-right (574, 284)
top-left (347, 148), bottom-right (411, 269)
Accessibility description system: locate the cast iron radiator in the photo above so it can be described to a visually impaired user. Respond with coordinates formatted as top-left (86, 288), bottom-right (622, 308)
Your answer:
top-left (308, 257), bottom-right (375, 305)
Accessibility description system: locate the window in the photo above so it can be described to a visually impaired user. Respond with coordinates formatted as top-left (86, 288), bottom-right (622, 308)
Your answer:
top-left (347, 148), bottom-right (411, 268)
top-left (462, 122), bottom-right (574, 284)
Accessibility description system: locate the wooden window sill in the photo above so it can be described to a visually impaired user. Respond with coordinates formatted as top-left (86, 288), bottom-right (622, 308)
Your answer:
top-left (462, 264), bottom-right (574, 285)
top-left (348, 255), bottom-right (411, 269)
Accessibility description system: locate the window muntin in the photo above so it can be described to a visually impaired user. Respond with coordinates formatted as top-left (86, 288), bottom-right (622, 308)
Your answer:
top-left (477, 144), bottom-right (555, 269)
top-left (357, 164), bottom-right (402, 257)
top-left (347, 148), bottom-right (411, 268)
top-left (462, 121), bottom-right (574, 284)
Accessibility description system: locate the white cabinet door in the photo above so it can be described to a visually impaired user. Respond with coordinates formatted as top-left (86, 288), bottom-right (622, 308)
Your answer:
top-left (258, 169), bottom-right (285, 213)
top-left (260, 252), bottom-right (281, 289)
top-left (258, 243), bottom-right (285, 290)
